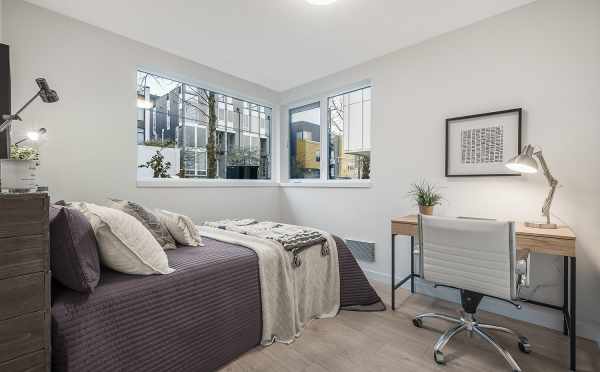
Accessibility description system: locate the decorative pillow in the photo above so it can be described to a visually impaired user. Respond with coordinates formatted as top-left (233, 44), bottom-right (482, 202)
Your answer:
top-left (71, 202), bottom-right (174, 275)
top-left (109, 199), bottom-right (177, 250)
top-left (154, 209), bottom-right (203, 247)
top-left (49, 205), bottom-right (101, 293)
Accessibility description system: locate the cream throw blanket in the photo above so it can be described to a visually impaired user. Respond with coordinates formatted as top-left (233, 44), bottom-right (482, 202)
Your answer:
top-left (197, 225), bottom-right (340, 345)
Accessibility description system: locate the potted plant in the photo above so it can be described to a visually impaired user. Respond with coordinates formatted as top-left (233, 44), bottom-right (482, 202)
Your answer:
top-left (1, 145), bottom-right (40, 192)
top-left (408, 180), bottom-right (443, 215)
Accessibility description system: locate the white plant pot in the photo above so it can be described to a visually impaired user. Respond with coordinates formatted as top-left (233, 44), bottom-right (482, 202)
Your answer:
top-left (0, 159), bottom-right (38, 192)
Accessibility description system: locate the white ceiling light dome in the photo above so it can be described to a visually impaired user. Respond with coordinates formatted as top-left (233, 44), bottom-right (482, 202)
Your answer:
top-left (305, 0), bottom-right (337, 5)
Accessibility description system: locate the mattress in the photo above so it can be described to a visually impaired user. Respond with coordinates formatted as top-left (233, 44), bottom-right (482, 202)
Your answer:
top-left (52, 236), bottom-right (383, 372)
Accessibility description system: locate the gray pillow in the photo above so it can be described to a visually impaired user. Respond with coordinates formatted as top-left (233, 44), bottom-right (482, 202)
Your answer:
top-left (109, 199), bottom-right (177, 250)
top-left (49, 205), bottom-right (101, 293)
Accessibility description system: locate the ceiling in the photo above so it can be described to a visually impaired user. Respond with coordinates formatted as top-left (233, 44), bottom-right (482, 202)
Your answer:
top-left (25, 0), bottom-right (535, 92)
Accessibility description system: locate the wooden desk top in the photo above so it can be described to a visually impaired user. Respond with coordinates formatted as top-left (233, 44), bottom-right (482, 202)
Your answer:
top-left (391, 215), bottom-right (576, 257)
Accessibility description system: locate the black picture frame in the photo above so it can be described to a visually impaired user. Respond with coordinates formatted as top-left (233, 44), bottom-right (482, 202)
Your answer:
top-left (445, 108), bottom-right (522, 177)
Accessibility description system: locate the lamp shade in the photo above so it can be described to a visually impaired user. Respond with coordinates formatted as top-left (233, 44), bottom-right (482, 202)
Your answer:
top-left (506, 144), bottom-right (538, 173)
top-left (27, 128), bottom-right (47, 142)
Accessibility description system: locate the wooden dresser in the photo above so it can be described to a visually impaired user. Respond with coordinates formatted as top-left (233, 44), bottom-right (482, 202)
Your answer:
top-left (0, 193), bottom-right (50, 372)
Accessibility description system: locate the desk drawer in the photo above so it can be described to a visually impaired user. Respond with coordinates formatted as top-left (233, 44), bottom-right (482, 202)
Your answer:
top-left (0, 273), bottom-right (46, 321)
top-left (0, 350), bottom-right (46, 372)
top-left (392, 221), bottom-right (417, 236)
top-left (0, 312), bottom-right (46, 364)
top-left (516, 235), bottom-right (576, 257)
top-left (0, 235), bottom-right (48, 280)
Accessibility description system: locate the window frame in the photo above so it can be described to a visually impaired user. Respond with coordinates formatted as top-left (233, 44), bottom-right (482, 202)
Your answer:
top-left (136, 68), bottom-right (275, 187)
top-left (285, 81), bottom-right (372, 188)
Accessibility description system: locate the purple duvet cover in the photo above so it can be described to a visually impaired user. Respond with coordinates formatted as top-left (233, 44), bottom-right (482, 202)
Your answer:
top-left (52, 236), bottom-right (383, 372)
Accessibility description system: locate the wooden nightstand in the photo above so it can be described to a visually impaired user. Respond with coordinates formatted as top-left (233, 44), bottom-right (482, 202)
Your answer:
top-left (0, 193), bottom-right (50, 372)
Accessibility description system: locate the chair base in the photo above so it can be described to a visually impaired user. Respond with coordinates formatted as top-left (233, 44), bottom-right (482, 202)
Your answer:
top-left (413, 312), bottom-right (531, 372)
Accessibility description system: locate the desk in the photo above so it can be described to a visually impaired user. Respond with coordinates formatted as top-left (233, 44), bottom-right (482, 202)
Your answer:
top-left (391, 215), bottom-right (577, 371)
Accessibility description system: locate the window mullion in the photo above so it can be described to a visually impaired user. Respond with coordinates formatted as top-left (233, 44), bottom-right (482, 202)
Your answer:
top-left (320, 97), bottom-right (328, 181)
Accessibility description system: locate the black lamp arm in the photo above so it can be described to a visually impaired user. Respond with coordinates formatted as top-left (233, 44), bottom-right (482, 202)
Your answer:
top-left (0, 90), bottom-right (42, 133)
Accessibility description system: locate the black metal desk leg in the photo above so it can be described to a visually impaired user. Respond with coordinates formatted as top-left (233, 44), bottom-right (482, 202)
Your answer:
top-left (563, 256), bottom-right (569, 335)
top-left (391, 234), bottom-right (396, 311)
top-left (570, 257), bottom-right (576, 371)
top-left (410, 236), bottom-right (415, 294)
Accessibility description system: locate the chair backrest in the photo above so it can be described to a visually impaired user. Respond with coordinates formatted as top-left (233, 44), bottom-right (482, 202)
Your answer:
top-left (418, 215), bottom-right (517, 300)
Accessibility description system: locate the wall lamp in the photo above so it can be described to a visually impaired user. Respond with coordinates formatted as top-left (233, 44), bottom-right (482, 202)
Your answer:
top-left (0, 78), bottom-right (59, 134)
top-left (13, 128), bottom-right (47, 146)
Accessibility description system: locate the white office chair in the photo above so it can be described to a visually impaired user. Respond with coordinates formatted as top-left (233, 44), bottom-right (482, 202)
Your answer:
top-left (412, 215), bottom-right (531, 372)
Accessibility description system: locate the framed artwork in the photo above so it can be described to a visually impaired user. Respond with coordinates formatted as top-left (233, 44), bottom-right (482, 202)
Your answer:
top-left (445, 108), bottom-right (522, 177)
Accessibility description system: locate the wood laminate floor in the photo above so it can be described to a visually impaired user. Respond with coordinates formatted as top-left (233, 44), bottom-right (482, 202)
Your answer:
top-left (220, 281), bottom-right (599, 371)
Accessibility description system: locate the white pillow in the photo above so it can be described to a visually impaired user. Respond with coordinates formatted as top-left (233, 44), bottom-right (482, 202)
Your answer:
top-left (72, 202), bottom-right (174, 275)
top-left (155, 209), bottom-right (203, 247)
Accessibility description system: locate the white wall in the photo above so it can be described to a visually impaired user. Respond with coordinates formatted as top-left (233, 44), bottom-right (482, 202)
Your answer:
top-left (0, 0), bottom-right (3, 42)
top-left (279, 0), bottom-right (600, 342)
top-left (3, 0), bottom-right (282, 222)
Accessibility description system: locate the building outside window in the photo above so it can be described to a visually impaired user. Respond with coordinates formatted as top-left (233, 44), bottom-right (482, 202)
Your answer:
top-left (288, 85), bottom-right (371, 182)
top-left (328, 86), bottom-right (371, 180)
top-left (289, 102), bottom-right (321, 179)
top-left (137, 71), bottom-right (272, 180)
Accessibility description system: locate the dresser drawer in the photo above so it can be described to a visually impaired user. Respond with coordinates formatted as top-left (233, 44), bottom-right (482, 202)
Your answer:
top-left (0, 195), bottom-right (48, 239)
top-left (0, 235), bottom-right (48, 280)
top-left (0, 312), bottom-right (47, 364)
top-left (0, 350), bottom-right (46, 372)
top-left (0, 273), bottom-right (46, 321)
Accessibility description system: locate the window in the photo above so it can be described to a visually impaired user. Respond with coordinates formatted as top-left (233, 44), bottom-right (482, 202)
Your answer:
top-left (328, 86), bottom-right (371, 180)
top-left (289, 102), bottom-right (321, 179)
top-left (287, 85), bottom-right (371, 183)
top-left (137, 70), bottom-right (272, 180)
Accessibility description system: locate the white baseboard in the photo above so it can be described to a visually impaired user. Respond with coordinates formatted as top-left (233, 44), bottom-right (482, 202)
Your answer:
top-left (363, 268), bottom-right (600, 347)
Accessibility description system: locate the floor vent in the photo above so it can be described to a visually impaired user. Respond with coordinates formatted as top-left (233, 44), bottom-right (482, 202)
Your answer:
top-left (345, 239), bottom-right (375, 262)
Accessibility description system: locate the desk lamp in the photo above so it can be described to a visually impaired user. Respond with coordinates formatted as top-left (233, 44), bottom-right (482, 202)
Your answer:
top-left (506, 144), bottom-right (559, 229)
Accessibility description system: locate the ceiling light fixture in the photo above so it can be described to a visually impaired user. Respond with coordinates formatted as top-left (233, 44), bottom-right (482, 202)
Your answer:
top-left (305, 0), bottom-right (337, 5)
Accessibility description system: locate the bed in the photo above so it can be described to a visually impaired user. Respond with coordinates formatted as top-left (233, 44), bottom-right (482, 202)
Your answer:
top-left (51, 236), bottom-right (383, 372)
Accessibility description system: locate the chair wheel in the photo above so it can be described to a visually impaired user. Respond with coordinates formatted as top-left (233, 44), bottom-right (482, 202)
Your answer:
top-left (518, 340), bottom-right (531, 354)
top-left (412, 318), bottom-right (423, 328)
top-left (434, 350), bottom-right (445, 365)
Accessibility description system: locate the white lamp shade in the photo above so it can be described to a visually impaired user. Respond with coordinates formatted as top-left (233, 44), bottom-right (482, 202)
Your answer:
top-left (506, 145), bottom-right (538, 173)
top-left (27, 128), bottom-right (46, 141)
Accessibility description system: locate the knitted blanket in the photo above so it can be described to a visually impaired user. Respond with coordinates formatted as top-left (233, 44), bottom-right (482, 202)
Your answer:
top-left (197, 224), bottom-right (340, 345)
top-left (204, 220), bottom-right (329, 267)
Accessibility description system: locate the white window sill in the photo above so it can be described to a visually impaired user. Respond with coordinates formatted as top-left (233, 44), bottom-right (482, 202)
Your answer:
top-left (137, 178), bottom-right (372, 189)
top-left (137, 178), bottom-right (279, 188)
top-left (280, 180), bottom-right (372, 188)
